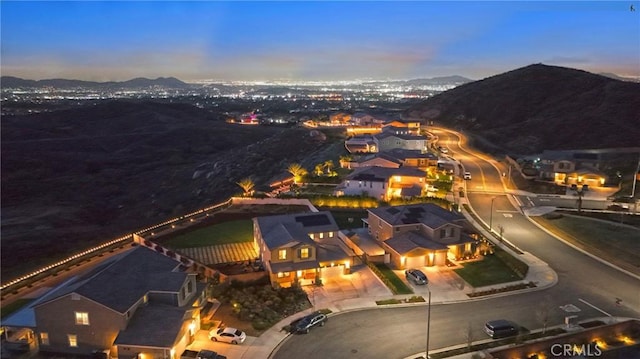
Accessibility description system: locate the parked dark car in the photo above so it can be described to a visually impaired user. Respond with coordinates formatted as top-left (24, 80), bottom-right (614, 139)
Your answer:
top-left (292, 312), bottom-right (328, 334)
top-left (484, 320), bottom-right (518, 339)
top-left (405, 269), bottom-right (428, 285)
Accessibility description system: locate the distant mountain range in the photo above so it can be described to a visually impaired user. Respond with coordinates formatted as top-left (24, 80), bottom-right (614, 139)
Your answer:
top-left (1, 76), bottom-right (190, 89)
top-left (366, 75), bottom-right (473, 87)
top-left (406, 64), bottom-right (640, 154)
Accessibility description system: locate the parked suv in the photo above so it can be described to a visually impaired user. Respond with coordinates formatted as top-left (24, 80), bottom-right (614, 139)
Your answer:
top-left (484, 320), bottom-right (518, 339)
top-left (293, 312), bottom-right (328, 334)
top-left (405, 269), bottom-right (428, 285)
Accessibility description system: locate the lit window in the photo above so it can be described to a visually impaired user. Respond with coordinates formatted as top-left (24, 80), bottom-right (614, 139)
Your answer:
top-left (319, 232), bottom-right (324, 239)
top-left (68, 334), bottom-right (78, 347)
top-left (329, 232), bottom-right (334, 238)
top-left (277, 271), bottom-right (290, 278)
top-left (300, 248), bottom-right (309, 259)
top-left (309, 233), bottom-right (314, 239)
top-left (75, 312), bottom-right (89, 325)
top-left (278, 249), bottom-right (287, 260)
top-left (40, 332), bottom-right (49, 346)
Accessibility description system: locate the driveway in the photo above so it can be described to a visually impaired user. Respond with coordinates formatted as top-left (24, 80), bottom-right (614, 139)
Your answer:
top-left (393, 266), bottom-right (469, 302)
top-left (186, 327), bottom-right (256, 359)
top-left (304, 264), bottom-right (392, 310)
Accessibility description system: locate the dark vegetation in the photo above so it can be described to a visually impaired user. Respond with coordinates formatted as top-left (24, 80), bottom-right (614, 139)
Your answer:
top-left (1, 100), bottom-right (336, 278)
top-left (209, 277), bottom-right (310, 332)
top-left (407, 64), bottom-right (640, 154)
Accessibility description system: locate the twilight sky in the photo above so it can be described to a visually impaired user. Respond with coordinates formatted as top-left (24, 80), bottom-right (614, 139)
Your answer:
top-left (1, 1), bottom-right (639, 82)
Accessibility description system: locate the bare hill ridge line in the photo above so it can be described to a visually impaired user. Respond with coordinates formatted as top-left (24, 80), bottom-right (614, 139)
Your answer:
top-left (406, 64), bottom-right (640, 154)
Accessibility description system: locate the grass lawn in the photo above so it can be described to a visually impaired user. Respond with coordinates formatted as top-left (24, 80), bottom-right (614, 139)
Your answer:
top-left (326, 209), bottom-right (368, 229)
top-left (374, 263), bottom-right (414, 295)
top-left (455, 253), bottom-right (523, 287)
top-left (533, 213), bottom-right (640, 275)
top-left (1, 298), bottom-right (33, 318)
top-left (164, 220), bottom-right (253, 248)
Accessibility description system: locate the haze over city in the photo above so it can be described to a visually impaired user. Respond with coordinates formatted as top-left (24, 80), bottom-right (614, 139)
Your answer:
top-left (2, 1), bottom-right (639, 82)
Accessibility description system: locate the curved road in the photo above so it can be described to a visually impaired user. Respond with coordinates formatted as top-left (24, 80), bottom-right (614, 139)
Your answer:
top-left (274, 128), bottom-right (639, 359)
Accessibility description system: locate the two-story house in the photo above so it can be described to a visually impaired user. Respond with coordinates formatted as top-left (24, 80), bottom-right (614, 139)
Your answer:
top-left (382, 120), bottom-right (421, 136)
top-left (535, 148), bottom-right (640, 187)
top-left (346, 149), bottom-right (438, 172)
top-left (365, 204), bottom-right (477, 268)
top-left (3, 246), bottom-right (206, 359)
top-left (345, 135), bottom-right (378, 153)
top-left (334, 166), bottom-right (427, 201)
top-left (253, 212), bottom-right (352, 287)
top-left (374, 132), bottom-right (429, 152)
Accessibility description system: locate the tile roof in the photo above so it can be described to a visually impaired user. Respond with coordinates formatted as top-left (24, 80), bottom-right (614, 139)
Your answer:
top-left (35, 246), bottom-right (186, 313)
top-left (384, 232), bottom-right (449, 254)
top-left (113, 303), bottom-right (187, 348)
top-left (375, 132), bottom-right (427, 141)
top-left (369, 203), bottom-right (464, 228)
top-left (346, 166), bottom-right (425, 182)
top-left (255, 212), bottom-right (339, 251)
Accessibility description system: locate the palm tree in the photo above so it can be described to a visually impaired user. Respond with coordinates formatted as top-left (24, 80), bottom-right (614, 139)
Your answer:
top-left (287, 163), bottom-right (308, 184)
top-left (314, 163), bottom-right (324, 177)
top-left (323, 160), bottom-right (335, 174)
top-left (236, 177), bottom-right (255, 197)
top-left (339, 155), bottom-right (352, 169)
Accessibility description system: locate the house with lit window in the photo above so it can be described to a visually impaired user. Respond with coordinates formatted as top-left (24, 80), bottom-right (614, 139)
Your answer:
top-left (343, 149), bottom-right (439, 173)
top-left (345, 135), bottom-right (378, 153)
top-left (374, 132), bottom-right (429, 152)
top-left (538, 150), bottom-right (608, 187)
top-left (365, 204), bottom-right (478, 268)
top-left (382, 120), bottom-right (421, 136)
top-left (253, 212), bottom-right (352, 287)
top-left (2, 246), bottom-right (206, 359)
top-left (334, 166), bottom-right (427, 201)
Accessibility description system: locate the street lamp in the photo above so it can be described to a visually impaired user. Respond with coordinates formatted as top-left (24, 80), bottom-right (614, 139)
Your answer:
top-left (425, 285), bottom-right (431, 359)
top-left (489, 196), bottom-right (496, 232)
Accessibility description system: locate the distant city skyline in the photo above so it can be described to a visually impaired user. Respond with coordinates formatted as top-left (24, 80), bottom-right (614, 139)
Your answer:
top-left (1, 1), bottom-right (638, 82)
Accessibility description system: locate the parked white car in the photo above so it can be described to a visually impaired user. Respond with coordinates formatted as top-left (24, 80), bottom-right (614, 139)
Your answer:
top-left (463, 171), bottom-right (472, 180)
top-left (209, 327), bottom-right (246, 344)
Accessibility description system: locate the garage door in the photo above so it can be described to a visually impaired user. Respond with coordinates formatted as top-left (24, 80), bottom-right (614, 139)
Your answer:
top-left (405, 256), bottom-right (425, 269)
top-left (320, 265), bottom-right (344, 279)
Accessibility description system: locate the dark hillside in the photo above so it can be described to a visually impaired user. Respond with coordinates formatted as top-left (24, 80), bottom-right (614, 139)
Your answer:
top-left (406, 64), bottom-right (640, 154)
top-left (1, 100), bottom-right (331, 278)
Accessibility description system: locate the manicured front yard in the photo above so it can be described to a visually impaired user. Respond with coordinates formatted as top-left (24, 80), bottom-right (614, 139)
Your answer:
top-left (372, 263), bottom-right (414, 294)
top-left (164, 219), bottom-right (253, 248)
top-left (209, 278), bottom-right (310, 335)
top-left (454, 252), bottom-right (524, 287)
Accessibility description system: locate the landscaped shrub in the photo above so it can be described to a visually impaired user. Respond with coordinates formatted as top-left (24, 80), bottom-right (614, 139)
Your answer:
top-left (209, 280), bottom-right (310, 330)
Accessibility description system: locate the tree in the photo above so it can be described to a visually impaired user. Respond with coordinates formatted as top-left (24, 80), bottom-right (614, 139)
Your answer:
top-left (536, 295), bottom-right (553, 334)
top-left (287, 163), bottom-right (308, 184)
top-left (236, 177), bottom-right (255, 197)
top-left (339, 155), bottom-right (352, 169)
top-left (323, 160), bottom-right (335, 174)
